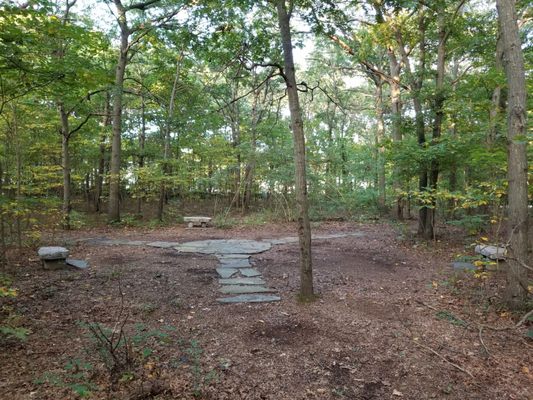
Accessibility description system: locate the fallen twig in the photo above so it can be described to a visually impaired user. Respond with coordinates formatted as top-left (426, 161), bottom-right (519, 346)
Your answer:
top-left (413, 340), bottom-right (475, 379)
top-left (478, 326), bottom-right (491, 357)
top-left (516, 309), bottom-right (533, 328)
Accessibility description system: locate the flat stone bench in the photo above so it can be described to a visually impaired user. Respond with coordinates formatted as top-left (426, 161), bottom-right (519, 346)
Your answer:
top-left (183, 216), bottom-right (212, 228)
top-left (38, 246), bottom-right (69, 270)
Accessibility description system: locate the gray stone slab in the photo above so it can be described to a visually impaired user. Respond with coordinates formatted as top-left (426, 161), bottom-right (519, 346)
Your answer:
top-left (216, 268), bottom-right (238, 278)
top-left (239, 268), bottom-right (262, 277)
top-left (38, 246), bottom-right (69, 260)
top-left (217, 294), bottom-right (281, 303)
top-left (219, 285), bottom-right (275, 294)
top-left (219, 277), bottom-right (266, 286)
top-left (175, 239), bottom-right (271, 255)
top-left (475, 244), bottom-right (506, 260)
top-left (146, 241), bottom-right (179, 248)
top-left (66, 259), bottom-right (89, 269)
top-left (452, 261), bottom-right (476, 271)
top-left (218, 258), bottom-right (251, 268)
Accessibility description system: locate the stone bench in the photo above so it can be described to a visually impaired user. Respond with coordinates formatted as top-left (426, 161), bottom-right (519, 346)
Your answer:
top-left (183, 216), bottom-right (212, 228)
top-left (38, 246), bottom-right (69, 270)
top-left (38, 247), bottom-right (89, 270)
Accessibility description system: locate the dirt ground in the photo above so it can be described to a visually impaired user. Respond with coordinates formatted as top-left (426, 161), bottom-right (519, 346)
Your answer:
top-left (0, 221), bottom-right (531, 399)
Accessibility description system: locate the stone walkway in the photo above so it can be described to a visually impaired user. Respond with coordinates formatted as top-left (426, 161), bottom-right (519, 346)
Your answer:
top-left (83, 232), bottom-right (365, 304)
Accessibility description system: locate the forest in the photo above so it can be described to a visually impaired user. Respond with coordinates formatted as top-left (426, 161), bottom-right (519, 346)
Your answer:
top-left (0, 0), bottom-right (531, 399)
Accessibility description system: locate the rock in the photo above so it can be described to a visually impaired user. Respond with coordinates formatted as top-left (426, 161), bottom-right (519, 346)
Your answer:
top-left (219, 277), bottom-right (266, 286)
top-left (239, 268), bottom-right (262, 277)
top-left (38, 246), bottom-right (69, 260)
top-left (217, 294), bottom-right (281, 303)
top-left (219, 285), bottom-right (276, 294)
top-left (216, 268), bottom-right (238, 278)
top-left (66, 259), bottom-right (89, 269)
top-left (475, 244), bottom-right (507, 260)
top-left (452, 261), bottom-right (476, 271)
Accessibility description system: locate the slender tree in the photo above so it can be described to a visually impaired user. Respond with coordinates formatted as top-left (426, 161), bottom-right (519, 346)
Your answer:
top-left (276, 0), bottom-right (313, 300)
top-left (495, 0), bottom-right (529, 309)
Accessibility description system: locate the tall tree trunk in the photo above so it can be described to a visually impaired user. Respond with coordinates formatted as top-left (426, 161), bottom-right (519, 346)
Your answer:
top-left (95, 93), bottom-right (110, 212)
top-left (495, 0), bottom-right (529, 309)
top-left (388, 50), bottom-right (404, 219)
top-left (276, 0), bottom-right (313, 300)
top-left (137, 93), bottom-right (146, 215)
top-left (108, 1), bottom-right (129, 223)
top-left (426, 9), bottom-right (447, 240)
top-left (58, 103), bottom-right (71, 230)
top-left (375, 78), bottom-right (386, 211)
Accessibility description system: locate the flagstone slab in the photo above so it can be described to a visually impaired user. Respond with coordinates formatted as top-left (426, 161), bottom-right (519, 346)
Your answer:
top-left (66, 259), bottom-right (89, 269)
top-left (216, 268), bottom-right (238, 278)
top-left (239, 268), bottom-right (262, 277)
top-left (174, 239), bottom-right (271, 255)
top-left (217, 294), bottom-right (281, 303)
top-left (219, 277), bottom-right (266, 286)
top-left (452, 261), bottom-right (476, 271)
top-left (219, 285), bottom-right (275, 294)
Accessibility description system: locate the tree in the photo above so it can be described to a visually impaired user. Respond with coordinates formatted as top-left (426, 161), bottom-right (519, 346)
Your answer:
top-left (495, 0), bottom-right (529, 309)
top-left (276, 0), bottom-right (313, 300)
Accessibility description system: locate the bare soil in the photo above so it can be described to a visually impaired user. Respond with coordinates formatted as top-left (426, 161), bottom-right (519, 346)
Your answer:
top-left (1, 221), bottom-right (531, 399)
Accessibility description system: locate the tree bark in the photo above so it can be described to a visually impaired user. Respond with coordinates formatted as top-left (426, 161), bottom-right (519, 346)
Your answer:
top-left (375, 78), bottom-right (386, 211)
top-left (108, 0), bottom-right (129, 222)
top-left (59, 102), bottom-right (71, 229)
top-left (95, 93), bottom-right (110, 212)
top-left (276, 0), bottom-right (313, 300)
top-left (495, 0), bottom-right (529, 309)
top-left (388, 50), bottom-right (404, 219)
top-left (137, 93), bottom-right (146, 215)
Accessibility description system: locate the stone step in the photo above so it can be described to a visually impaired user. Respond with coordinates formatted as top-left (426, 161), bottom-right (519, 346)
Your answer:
top-left (238, 268), bottom-right (261, 277)
top-left (217, 294), bottom-right (281, 303)
top-left (216, 268), bottom-right (238, 278)
top-left (218, 277), bottom-right (265, 286)
top-left (219, 285), bottom-right (275, 294)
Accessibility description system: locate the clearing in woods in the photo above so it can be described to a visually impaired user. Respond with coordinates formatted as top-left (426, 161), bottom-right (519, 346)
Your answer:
top-left (0, 221), bottom-right (531, 399)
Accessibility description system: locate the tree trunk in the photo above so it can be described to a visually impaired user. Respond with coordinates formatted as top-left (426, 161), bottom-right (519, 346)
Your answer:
top-left (388, 50), bottom-right (404, 219)
top-left (95, 93), bottom-right (110, 212)
top-left (495, 0), bottom-right (529, 309)
top-left (58, 103), bottom-right (71, 230)
top-left (136, 94), bottom-right (146, 215)
top-left (374, 79), bottom-right (386, 211)
top-left (276, 0), bottom-right (313, 300)
top-left (108, 2), bottom-right (129, 223)
top-left (426, 9), bottom-right (447, 240)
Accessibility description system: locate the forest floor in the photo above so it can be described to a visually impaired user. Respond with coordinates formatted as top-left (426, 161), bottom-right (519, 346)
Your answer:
top-left (0, 220), bottom-right (531, 399)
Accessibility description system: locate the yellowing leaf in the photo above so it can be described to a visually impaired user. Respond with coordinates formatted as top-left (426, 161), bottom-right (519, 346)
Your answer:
top-left (480, 237), bottom-right (489, 242)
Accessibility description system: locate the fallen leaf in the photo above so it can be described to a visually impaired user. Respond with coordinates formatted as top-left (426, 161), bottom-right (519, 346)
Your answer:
top-left (393, 389), bottom-right (403, 396)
